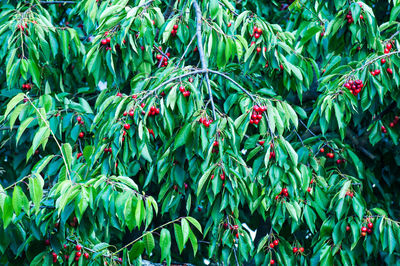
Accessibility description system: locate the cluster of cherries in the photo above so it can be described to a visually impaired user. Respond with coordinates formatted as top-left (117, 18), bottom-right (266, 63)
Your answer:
top-left (293, 246), bottom-right (305, 254)
top-left (361, 222), bottom-right (374, 237)
top-left (389, 115), bottom-right (399, 128)
top-left (104, 147), bottom-right (112, 154)
top-left (212, 140), bottom-right (219, 153)
top-left (148, 106), bottom-right (160, 116)
top-left (251, 25), bottom-right (263, 39)
top-left (345, 4), bottom-right (363, 24)
top-left (223, 223), bottom-right (239, 238)
top-left (275, 187), bottom-right (289, 200)
top-left (384, 42), bottom-right (393, 54)
top-left (171, 24), bottom-right (179, 36)
top-left (199, 117), bottom-right (213, 128)
top-left (123, 110), bottom-right (135, 117)
top-left (370, 69), bottom-right (381, 76)
top-left (269, 143), bottom-right (276, 159)
top-left (343, 79), bottom-right (364, 96)
top-left (269, 239), bottom-right (279, 249)
top-left (381, 125), bottom-right (387, 134)
top-left (100, 33), bottom-right (112, 51)
top-left (76, 116), bottom-right (84, 125)
top-left (148, 128), bottom-right (155, 138)
top-left (179, 86), bottom-right (191, 97)
top-left (249, 105), bottom-right (266, 125)
top-left (22, 83), bottom-right (32, 90)
top-left (345, 190), bottom-right (354, 198)
top-left (155, 50), bottom-right (170, 67)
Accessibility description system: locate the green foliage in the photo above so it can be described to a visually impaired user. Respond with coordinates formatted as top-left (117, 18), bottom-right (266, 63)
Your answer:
top-left (0, 0), bottom-right (400, 265)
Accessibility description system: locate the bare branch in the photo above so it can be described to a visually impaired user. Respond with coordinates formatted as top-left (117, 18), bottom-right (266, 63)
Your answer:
top-left (193, 0), bottom-right (216, 120)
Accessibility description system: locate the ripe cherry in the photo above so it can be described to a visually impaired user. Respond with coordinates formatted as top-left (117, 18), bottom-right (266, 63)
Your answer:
top-left (367, 222), bottom-right (373, 229)
top-left (77, 116), bottom-right (82, 122)
top-left (269, 243), bottom-right (274, 248)
top-left (123, 111), bottom-right (127, 116)
top-left (384, 48), bottom-right (390, 54)
top-left (270, 260), bottom-right (275, 265)
top-left (346, 225), bottom-right (350, 232)
top-left (79, 132), bottom-right (84, 138)
top-left (259, 140), bottom-right (265, 146)
top-left (387, 43), bottom-right (392, 50)
top-left (390, 122), bottom-right (394, 128)
top-left (106, 37), bottom-right (111, 44)
top-left (124, 124), bottom-right (131, 130)
top-left (228, 22), bottom-right (232, 27)
top-left (307, 187), bottom-right (312, 193)
top-left (387, 68), bottom-right (393, 75)
top-left (273, 239), bottom-right (279, 246)
top-left (101, 39), bottom-right (107, 45)
top-left (84, 253), bottom-right (89, 259)
top-left (320, 148), bottom-right (324, 153)
top-left (293, 247), bottom-right (298, 253)
top-left (381, 58), bottom-right (386, 64)
top-left (256, 47), bottom-right (261, 53)
top-left (361, 232), bottom-right (367, 237)
top-left (173, 24), bottom-right (178, 30)
top-left (299, 247), bottom-right (304, 253)
top-left (282, 188), bottom-right (288, 194)
top-left (361, 226), bottom-right (367, 232)
top-left (184, 183), bottom-right (188, 190)
top-left (45, 239), bottom-right (50, 246)
top-left (76, 245), bottom-right (82, 251)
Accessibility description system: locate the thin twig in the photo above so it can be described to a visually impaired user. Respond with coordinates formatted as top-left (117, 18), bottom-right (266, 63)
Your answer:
top-left (218, 1), bottom-right (239, 16)
top-left (175, 34), bottom-right (197, 69)
top-left (193, 0), bottom-right (216, 120)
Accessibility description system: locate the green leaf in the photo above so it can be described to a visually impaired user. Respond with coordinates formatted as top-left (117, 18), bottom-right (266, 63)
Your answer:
top-left (29, 174), bottom-right (43, 214)
top-left (181, 218), bottom-right (190, 245)
top-left (3, 93), bottom-right (24, 122)
top-left (159, 228), bottom-right (171, 262)
top-left (12, 186), bottom-right (29, 216)
top-left (16, 117), bottom-right (34, 145)
top-left (174, 224), bottom-right (184, 254)
top-left (129, 241), bottom-right (145, 260)
top-left (186, 216), bottom-right (202, 233)
top-left (285, 202), bottom-right (298, 222)
top-left (174, 124), bottom-right (191, 150)
top-left (61, 143), bottom-right (73, 170)
top-left (2, 196), bottom-right (13, 229)
top-left (143, 233), bottom-right (155, 255)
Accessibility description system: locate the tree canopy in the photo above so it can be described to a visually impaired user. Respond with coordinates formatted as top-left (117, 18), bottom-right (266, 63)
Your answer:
top-left (1, 0), bottom-right (400, 265)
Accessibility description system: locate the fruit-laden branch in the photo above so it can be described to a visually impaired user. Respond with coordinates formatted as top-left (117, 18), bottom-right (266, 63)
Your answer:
top-left (193, 0), bottom-right (217, 120)
top-left (372, 101), bottom-right (397, 122)
top-left (153, 45), bottom-right (169, 60)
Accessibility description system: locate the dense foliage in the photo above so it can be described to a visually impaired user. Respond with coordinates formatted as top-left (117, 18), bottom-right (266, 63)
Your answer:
top-left (1, 0), bottom-right (400, 265)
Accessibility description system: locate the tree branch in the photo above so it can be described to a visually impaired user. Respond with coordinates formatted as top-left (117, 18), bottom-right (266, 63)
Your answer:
top-left (193, 0), bottom-right (216, 120)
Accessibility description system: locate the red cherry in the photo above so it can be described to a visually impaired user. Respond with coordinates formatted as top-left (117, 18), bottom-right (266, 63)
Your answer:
top-left (197, 206), bottom-right (202, 211)
top-left (124, 124), bottom-right (130, 130)
top-left (123, 111), bottom-right (127, 116)
top-left (361, 226), bottom-right (367, 232)
top-left (381, 58), bottom-right (386, 64)
top-left (256, 47), bottom-right (261, 53)
top-left (173, 24), bottom-right (178, 30)
top-left (52, 252), bottom-right (57, 257)
top-left (273, 239), bottom-right (279, 246)
top-left (76, 245), bottom-right (82, 251)
top-left (387, 43), bottom-right (392, 50)
top-left (129, 110), bottom-right (134, 116)
top-left (254, 33), bottom-right (260, 39)
top-left (269, 243), bottom-right (275, 248)
top-left (220, 174), bottom-right (225, 180)
top-left (184, 183), bottom-right (188, 190)
top-left (280, 64), bottom-right (284, 71)
top-left (367, 228), bottom-right (373, 234)
top-left (228, 22), bottom-right (232, 27)
top-left (64, 244), bottom-right (67, 249)
top-left (320, 148), bottom-right (325, 153)
top-left (270, 259), bottom-right (275, 265)
top-left (259, 140), bottom-right (265, 146)
top-left (45, 239), bottom-right (50, 246)
top-left (367, 222), bottom-right (373, 229)
top-left (307, 187), bottom-right (312, 193)
top-left (346, 225), bottom-right (350, 231)
top-left (299, 247), bottom-right (304, 253)
top-left (387, 68), bottom-right (393, 75)
top-left (84, 253), bottom-right (89, 259)
top-left (293, 247), bottom-right (298, 253)
top-left (101, 39), bottom-right (107, 45)
top-left (106, 37), bottom-right (111, 44)
top-left (282, 188), bottom-right (288, 194)
top-left (375, 69), bottom-right (381, 75)
top-left (384, 48), bottom-right (390, 54)
top-left (79, 132), bottom-right (84, 138)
